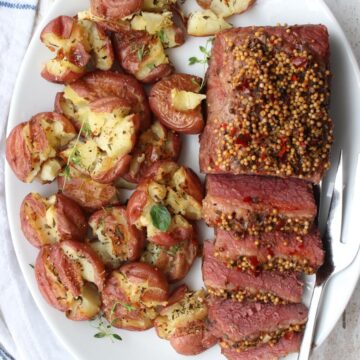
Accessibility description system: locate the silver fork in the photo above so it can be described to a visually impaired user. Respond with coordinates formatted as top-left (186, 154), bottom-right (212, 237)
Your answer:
top-left (298, 151), bottom-right (360, 360)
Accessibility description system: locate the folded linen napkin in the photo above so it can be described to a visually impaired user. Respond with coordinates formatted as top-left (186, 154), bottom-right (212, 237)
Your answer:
top-left (0, 1), bottom-right (72, 359)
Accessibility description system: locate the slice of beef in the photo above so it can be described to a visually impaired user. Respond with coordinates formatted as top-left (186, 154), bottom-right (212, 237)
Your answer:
top-left (222, 332), bottom-right (302, 360)
top-left (199, 25), bottom-right (333, 183)
top-left (203, 174), bottom-right (317, 235)
top-left (203, 241), bottom-right (304, 304)
top-left (215, 229), bottom-right (324, 274)
top-left (208, 298), bottom-right (308, 343)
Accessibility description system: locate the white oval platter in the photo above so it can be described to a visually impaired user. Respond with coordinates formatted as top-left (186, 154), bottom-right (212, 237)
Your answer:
top-left (5, 0), bottom-right (360, 359)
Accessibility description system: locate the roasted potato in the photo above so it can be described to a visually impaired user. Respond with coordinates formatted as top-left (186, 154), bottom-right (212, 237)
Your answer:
top-left (102, 262), bottom-right (169, 330)
top-left (141, 235), bottom-right (198, 282)
top-left (60, 108), bottom-right (139, 183)
top-left (196, 0), bottom-right (255, 18)
top-left (142, 0), bottom-right (177, 11)
top-left (58, 166), bottom-right (118, 212)
top-left (113, 30), bottom-right (174, 84)
top-left (40, 16), bottom-right (114, 84)
top-left (122, 121), bottom-right (181, 185)
top-left (6, 112), bottom-right (76, 183)
top-left (154, 286), bottom-right (217, 355)
top-left (130, 11), bottom-right (185, 48)
top-left (20, 192), bottom-right (87, 248)
top-left (35, 241), bottom-right (105, 320)
top-left (90, 0), bottom-right (143, 21)
top-left (54, 71), bottom-right (151, 131)
top-left (149, 74), bottom-right (206, 134)
top-left (187, 10), bottom-right (232, 36)
top-left (127, 161), bottom-right (203, 246)
top-left (88, 206), bottom-right (145, 269)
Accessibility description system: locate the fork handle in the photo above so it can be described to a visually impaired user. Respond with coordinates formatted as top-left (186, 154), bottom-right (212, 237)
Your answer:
top-left (298, 281), bottom-right (327, 360)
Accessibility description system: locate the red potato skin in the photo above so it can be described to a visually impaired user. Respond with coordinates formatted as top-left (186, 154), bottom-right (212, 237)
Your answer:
top-left (35, 242), bottom-right (105, 320)
top-left (20, 192), bottom-right (87, 248)
top-left (60, 240), bottom-right (106, 291)
top-left (6, 112), bottom-right (76, 183)
top-left (40, 15), bottom-right (74, 41)
top-left (91, 0), bottom-right (143, 20)
top-left (127, 189), bottom-right (148, 226)
top-left (196, 0), bottom-right (256, 17)
top-left (149, 74), bottom-right (205, 134)
top-left (58, 167), bottom-right (119, 212)
top-left (123, 123), bottom-right (182, 184)
top-left (113, 31), bottom-right (174, 84)
top-left (6, 123), bottom-right (32, 182)
top-left (170, 323), bottom-right (218, 356)
top-left (41, 65), bottom-right (86, 84)
top-left (89, 206), bottom-right (145, 263)
top-left (102, 262), bottom-right (169, 330)
top-left (150, 225), bottom-right (194, 247)
top-left (62, 71), bottom-right (151, 131)
top-left (122, 262), bottom-right (168, 304)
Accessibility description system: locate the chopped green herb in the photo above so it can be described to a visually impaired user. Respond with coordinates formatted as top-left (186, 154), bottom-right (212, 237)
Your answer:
top-left (123, 304), bottom-right (135, 312)
top-left (115, 226), bottom-right (124, 239)
top-left (150, 204), bottom-right (172, 232)
top-left (156, 29), bottom-right (166, 44)
top-left (137, 45), bottom-right (147, 62)
top-left (29, 264), bottom-right (34, 269)
top-left (94, 332), bottom-right (106, 338)
top-left (147, 63), bottom-right (156, 70)
top-left (81, 121), bottom-right (92, 137)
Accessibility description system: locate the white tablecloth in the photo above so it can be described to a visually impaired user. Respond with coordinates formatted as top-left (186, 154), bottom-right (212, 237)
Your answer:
top-left (0, 1), bottom-right (359, 359)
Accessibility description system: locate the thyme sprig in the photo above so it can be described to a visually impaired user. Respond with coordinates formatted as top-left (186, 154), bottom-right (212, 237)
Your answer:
top-left (59, 119), bottom-right (90, 186)
top-left (92, 308), bottom-right (122, 342)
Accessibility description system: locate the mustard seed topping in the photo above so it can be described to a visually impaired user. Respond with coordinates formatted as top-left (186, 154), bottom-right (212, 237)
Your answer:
top-left (212, 29), bottom-right (333, 180)
top-left (207, 287), bottom-right (287, 305)
top-left (220, 323), bottom-right (305, 352)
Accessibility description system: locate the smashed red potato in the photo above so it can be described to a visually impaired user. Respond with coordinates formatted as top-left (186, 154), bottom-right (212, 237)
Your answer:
top-left (129, 11), bottom-right (185, 49)
top-left (54, 70), bottom-right (151, 131)
top-left (35, 241), bottom-right (105, 320)
top-left (102, 262), bottom-right (169, 330)
top-left (142, 0), bottom-right (177, 12)
top-left (91, 0), bottom-right (143, 21)
top-left (122, 121), bottom-right (181, 185)
top-left (141, 234), bottom-right (198, 282)
top-left (58, 166), bottom-right (118, 212)
top-left (6, 112), bottom-right (76, 183)
top-left (88, 206), bottom-right (145, 269)
top-left (196, 0), bottom-right (255, 18)
top-left (20, 192), bottom-right (87, 248)
top-left (127, 161), bottom-right (203, 246)
top-left (114, 30), bottom-right (173, 84)
top-left (40, 16), bottom-right (114, 84)
top-left (155, 285), bottom-right (217, 355)
top-left (149, 74), bottom-right (206, 134)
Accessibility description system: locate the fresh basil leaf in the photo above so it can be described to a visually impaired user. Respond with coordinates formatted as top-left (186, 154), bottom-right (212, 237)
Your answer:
top-left (150, 205), bottom-right (171, 232)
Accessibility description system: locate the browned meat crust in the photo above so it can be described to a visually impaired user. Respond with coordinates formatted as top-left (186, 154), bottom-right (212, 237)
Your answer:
top-left (200, 25), bottom-right (333, 183)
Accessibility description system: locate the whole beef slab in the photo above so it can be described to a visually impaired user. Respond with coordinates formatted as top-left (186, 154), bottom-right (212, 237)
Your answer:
top-left (203, 174), bottom-right (317, 235)
top-left (203, 241), bottom-right (304, 304)
top-left (200, 25), bottom-right (333, 183)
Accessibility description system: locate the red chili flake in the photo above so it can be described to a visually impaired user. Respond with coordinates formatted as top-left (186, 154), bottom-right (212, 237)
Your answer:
top-left (275, 219), bottom-right (286, 231)
top-left (292, 56), bottom-right (307, 68)
top-left (296, 242), bottom-right (305, 251)
top-left (236, 79), bottom-right (250, 93)
top-left (267, 248), bottom-right (275, 257)
top-left (236, 134), bottom-right (251, 147)
top-left (230, 127), bottom-right (237, 136)
top-left (261, 152), bottom-right (267, 160)
top-left (278, 138), bottom-right (288, 159)
top-left (291, 74), bottom-right (297, 82)
top-left (220, 123), bottom-right (227, 129)
top-left (243, 196), bottom-right (253, 203)
top-left (247, 256), bottom-right (260, 268)
top-left (284, 331), bottom-right (295, 340)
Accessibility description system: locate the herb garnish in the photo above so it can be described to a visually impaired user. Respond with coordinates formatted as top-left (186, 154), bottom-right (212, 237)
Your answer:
top-left (29, 264), bottom-right (34, 269)
top-left (137, 45), bottom-right (148, 62)
top-left (188, 38), bottom-right (214, 66)
top-left (150, 204), bottom-right (172, 232)
top-left (92, 306), bottom-right (122, 342)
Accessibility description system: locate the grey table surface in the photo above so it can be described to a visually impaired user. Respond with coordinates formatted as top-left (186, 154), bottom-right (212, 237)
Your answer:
top-left (35, 0), bottom-right (360, 359)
